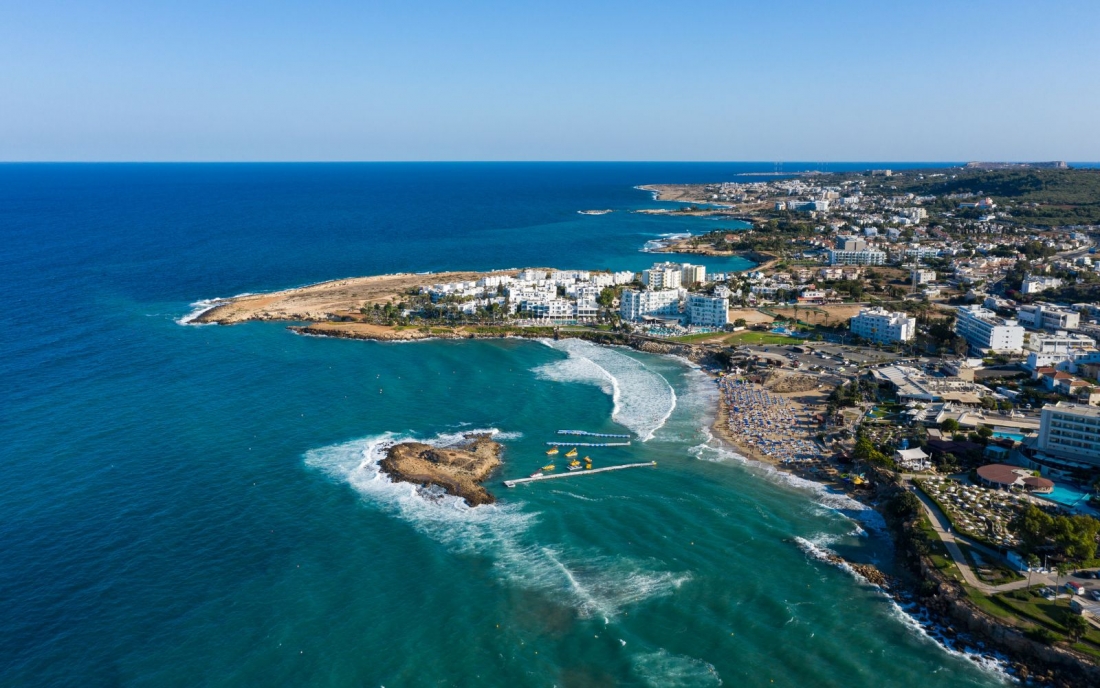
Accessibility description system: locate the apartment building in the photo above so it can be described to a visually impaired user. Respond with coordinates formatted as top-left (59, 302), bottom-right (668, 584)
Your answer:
top-left (954, 305), bottom-right (1025, 353)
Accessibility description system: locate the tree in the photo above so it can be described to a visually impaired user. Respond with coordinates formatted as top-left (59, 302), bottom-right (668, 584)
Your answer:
top-left (734, 318), bottom-right (747, 328)
top-left (1009, 504), bottom-right (1055, 552)
top-left (977, 425), bottom-right (994, 439)
top-left (1051, 514), bottom-right (1100, 562)
top-left (940, 418), bottom-right (960, 433)
top-left (1026, 553), bottom-right (1040, 591)
top-left (1056, 562), bottom-right (1072, 599)
top-left (1064, 613), bottom-right (1090, 643)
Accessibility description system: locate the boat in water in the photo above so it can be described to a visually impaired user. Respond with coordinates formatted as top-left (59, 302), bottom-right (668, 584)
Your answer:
top-left (541, 463), bottom-right (556, 471)
top-left (567, 458), bottom-right (582, 471)
top-left (565, 448), bottom-right (578, 458)
top-left (529, 471), bottom-right (543, 478)
top-left (545, 447), bottom-right (559, 456)
top-left (584, 456), bottom-right (593, 470)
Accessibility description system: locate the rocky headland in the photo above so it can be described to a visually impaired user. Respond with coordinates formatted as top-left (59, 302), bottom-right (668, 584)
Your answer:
top-left (379, 434), bottom-right (503, 506)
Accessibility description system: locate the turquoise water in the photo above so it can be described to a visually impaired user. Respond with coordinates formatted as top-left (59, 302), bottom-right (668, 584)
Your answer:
top-left (991, 431), bottom-right (1026, 442)
top-left (1042, 483), bottom-right (1096, 510)
top-left (1, 163), bottom-right (1007, 686)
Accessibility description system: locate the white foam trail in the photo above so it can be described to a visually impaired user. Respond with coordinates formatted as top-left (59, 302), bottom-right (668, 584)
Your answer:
top-left (176, 292), bottom-right (257, 325)
top-left (631, 649), bottom-right (723, 687)
top-left (792, 537), bottom-right (1015, 682)
top-left (304, 430), bottom-right (688, 618)
top-left (534, 339), bottom-right (676, 441)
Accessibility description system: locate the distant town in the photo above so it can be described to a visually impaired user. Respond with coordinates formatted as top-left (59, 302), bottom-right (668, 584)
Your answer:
top-left (194, 164), bottom-right (1100, 671)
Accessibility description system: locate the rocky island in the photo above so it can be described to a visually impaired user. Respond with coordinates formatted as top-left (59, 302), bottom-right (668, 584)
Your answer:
top-left (379, 434), bottom-right (503, 506)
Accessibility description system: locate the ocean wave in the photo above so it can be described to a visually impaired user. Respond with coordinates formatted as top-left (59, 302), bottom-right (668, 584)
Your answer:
top-left (304, 429), bottom-right (687, 618)
top-left (641, 232), bottom-right (691, 253)
top-left (688, 433), bottom-right (886, 533)
top-left (176, 292), bottom-right (256, 325)
top-left (792, 536), bottom-right (1014, 681)
top-left (631, 649), bottom-right (723, 687)
top-left (533, 339), bottom-right (676, 441)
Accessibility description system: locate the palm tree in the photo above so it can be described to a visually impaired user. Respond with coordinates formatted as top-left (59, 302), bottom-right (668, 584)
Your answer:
top-left (1056, 562), bottom-right (1071, 602)
top-left (1025, 554), bottom-right (1040, 591)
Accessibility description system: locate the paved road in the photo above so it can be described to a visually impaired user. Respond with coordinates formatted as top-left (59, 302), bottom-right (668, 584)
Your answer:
top-left (905, 481), bottom-right (1057, 594)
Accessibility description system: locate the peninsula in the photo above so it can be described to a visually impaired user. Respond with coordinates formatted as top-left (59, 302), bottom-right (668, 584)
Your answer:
top-left (379, 433), bottom-right (503, 506)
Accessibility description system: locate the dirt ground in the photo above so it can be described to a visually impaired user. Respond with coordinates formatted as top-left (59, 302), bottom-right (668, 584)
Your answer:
top-left (194, 270), bottom-right (524, 324)
top-left (769, 304), bottom-right (864, 326)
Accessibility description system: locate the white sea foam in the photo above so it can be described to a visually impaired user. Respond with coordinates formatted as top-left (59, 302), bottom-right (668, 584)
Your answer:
top-left (304, 429), bottom-right (688, 618)
top-left (176, 292), bottom-right (257, 325)
top-left (533, 339), bottom-right (676, 441)
top-left (631, 649), bottom-right (723, 687)
top-left (792, 536), bottom-right (1015, 682)
top-left (641, 232), bottom-right (692, 252)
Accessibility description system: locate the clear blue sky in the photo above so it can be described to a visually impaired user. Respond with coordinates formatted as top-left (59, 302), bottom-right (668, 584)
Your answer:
top-left (2, 0), bottom-right (1098, 161)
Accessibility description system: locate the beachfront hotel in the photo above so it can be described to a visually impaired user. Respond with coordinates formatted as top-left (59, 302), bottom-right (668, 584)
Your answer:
top-left (1036, 402), bottom-right (1100, 468)
top-left (848, 307), bottom-right (915, 344)
top-left (686, 294), bottom-right (729, 327)
top-left (620, 289), bottom-right (681, 321)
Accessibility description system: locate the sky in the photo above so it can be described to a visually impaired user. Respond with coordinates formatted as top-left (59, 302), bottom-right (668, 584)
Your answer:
top-left (1, 0), bottom-right (1098, 162)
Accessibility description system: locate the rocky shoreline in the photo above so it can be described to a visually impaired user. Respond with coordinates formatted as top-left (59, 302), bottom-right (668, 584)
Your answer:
top-left (378, 433), bottom-right (503, 507)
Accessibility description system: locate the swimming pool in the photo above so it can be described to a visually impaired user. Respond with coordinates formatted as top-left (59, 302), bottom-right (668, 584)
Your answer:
top-left (1040, 483), bottom-right (1098, 511)
top-left (992, 430), bottom-right (1026, 442)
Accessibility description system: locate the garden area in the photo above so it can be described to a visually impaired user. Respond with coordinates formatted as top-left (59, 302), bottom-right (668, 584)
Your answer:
top-left (916, 477), bottom-right (1023, 550)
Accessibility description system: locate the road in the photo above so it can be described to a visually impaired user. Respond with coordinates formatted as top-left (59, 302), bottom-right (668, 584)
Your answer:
top-left (904, 479), bottom-right (1057, 594)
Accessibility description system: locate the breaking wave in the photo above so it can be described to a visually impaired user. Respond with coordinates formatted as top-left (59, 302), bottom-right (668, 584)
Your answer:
top-left (533, 339), bottom-right (676, 441)
top-left (176, 292), bottom-right (255, 325)
top-left (631, 649), bottom-right (723, 687)
top-left (304, 429), bottom-right (688, 618)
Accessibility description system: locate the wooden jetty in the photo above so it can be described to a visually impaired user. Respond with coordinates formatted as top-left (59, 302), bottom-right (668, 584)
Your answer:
top-left (503, 462), bottom-right (656, 488)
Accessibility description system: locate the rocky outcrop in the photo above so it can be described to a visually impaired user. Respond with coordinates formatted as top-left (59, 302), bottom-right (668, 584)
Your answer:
top-left (378, 434), bottom-right (503, 506)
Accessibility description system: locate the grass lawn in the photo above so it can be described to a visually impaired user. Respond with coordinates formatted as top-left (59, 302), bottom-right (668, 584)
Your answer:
top-left (993, 591), bottom-right (1100, 649)
top-left (722, 331), bottom-right (801, 345)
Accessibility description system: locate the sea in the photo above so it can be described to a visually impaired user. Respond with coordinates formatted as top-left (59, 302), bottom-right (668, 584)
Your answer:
top-left (1, 163), bottom-right (1011, 687)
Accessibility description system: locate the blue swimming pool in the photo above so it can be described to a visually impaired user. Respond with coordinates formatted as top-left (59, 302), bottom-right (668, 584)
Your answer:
top-left (1041, 483), bottom-right (1097, 511)
top-left (992, 430), bottom-right (1026, 442)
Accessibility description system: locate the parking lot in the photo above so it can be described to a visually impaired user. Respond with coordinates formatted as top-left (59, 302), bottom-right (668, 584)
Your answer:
top-left (732, 342), bottom-right (906, 376)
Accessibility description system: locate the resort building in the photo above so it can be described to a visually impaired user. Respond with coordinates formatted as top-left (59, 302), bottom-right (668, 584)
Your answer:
top-left (849, 307), bottom-right (916, 344)
top-left (895, 447), bottom-right (931, 471)
top-left (975, 464), bottom-right (1053, 493)
top-left (827, 249), bottom-right (886, 266)
top-left (1024, 331), bottom-right (1096, 355)
top-left (872, 366), bottom-right (995, 405)
top-left (680, 263), bottom-right (707, 286)
top-left (954, 305), bottom-right (1025, 353)
top-left (642, 265), bottom-right (682, 291)
top-left (686, 294), bottom-right (729, 327)
top-left (620, 289), bottom-right (681, 321)
top-left (1036, 402), bottom-right (1100, 469)
top-left (1016, 302), bottom-right (1080, 331)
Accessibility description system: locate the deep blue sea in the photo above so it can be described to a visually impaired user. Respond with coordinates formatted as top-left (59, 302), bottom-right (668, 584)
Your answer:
top-left (1, 163), bottom-right (1010, 687)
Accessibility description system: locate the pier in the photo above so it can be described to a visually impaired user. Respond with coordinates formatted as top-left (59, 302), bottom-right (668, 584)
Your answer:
top-left (546, 441), bottom-right (631, 447)
top-left (503, 462), bottom-right (656, 488)
top-left (556, 430), bottom-right (631, 438)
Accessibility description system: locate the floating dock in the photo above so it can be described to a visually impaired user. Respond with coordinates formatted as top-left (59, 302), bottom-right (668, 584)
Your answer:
top-left (556, 430), bottom-right (632, 438)
top-left (503, 462), bottom-right (656, 488)
top-left (546, 441), bottom-right (631, 447)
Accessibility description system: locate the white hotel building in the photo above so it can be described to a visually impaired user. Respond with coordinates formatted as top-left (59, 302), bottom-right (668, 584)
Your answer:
top-left (954, 305), bottom-right (1025, 353)
top-left (620, 289), bottom-right (681, 321)
top-left (827, 249), bottom-right (886, 266)
top-left (1037, 402), bottom-right (1100, 469)
top-left (849, 307), bottom-right (916, 344)
top-left (687, 294), bottom-right (729, 327)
